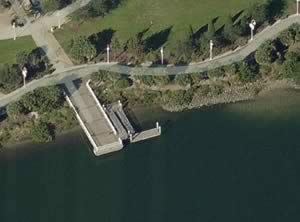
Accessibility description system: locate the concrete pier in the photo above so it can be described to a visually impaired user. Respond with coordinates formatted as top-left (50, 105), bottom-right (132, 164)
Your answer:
top-left (64, 78), bottom-right (161, 156)
top-left (64, 80), bottom-right (123, 156)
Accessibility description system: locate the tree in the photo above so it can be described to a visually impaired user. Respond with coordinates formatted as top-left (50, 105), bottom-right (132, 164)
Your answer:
top-left (0, 64), bottom-right (22, 92)
top-left (16, 51), bottom-right (28, 68)
top-left (171, 39), bottom-right (193, 64)
top-left (207, 20), bottom-right (216, 39)
top-left (88, 0), bottom-right (108, 17)
top-left (31, 121), bottom-right (53, 143)
top-left (126, 34), bottom-right (146, 63)
top-left (255, 40), bottom-right (277, 64)
top-left (223, 15), bottom-right (239, 42)
top-left (247, 3), bottom-right (268, 25)
top-left (236, 15), bottom-right (249, 36)
top-left (70, 36), bottom-right (97, 63)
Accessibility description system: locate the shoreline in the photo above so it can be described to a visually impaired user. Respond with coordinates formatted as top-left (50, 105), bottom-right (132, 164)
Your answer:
top-left (1, 126), bottom-right (82, 149)
top-left (1, 79), bottom-right (299, 149)
top-left (161, 79), bottom-right (299, 112)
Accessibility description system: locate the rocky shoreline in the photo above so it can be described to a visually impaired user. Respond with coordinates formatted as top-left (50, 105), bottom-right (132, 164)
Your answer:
top-left (161, 79), bottom-right (298, 112)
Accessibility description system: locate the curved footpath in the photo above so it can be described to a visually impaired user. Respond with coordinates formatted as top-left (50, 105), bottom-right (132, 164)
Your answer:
top-left (0, 15), bottom-right (299, 107)
top-left (57, 14), bottom-right (300, 76)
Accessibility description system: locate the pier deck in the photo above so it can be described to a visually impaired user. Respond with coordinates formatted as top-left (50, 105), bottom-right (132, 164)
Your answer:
top-left (64, 80), bottom-right (123, 156)
top-left (64, 78), bottom-right (161, 156)
top-left (131, 128), bottom-right (161, 143)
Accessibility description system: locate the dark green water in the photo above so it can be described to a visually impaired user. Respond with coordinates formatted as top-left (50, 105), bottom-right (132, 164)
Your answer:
top-left (1, 89), bottom-right (300, 222)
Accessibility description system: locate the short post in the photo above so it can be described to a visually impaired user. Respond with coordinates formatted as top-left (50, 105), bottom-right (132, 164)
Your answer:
top-left (50, 26), bottom-right (54, 33)
top-left (249, 19), bottom-right (256, 41)
top-left (106, 45), bottom-right (110, 64)
top-left (209, 40), bottom-right (214, 61)
top-left (129, 133), bottom-right (133, 142)
top-left (22, 66), bottom-right (28, 87)
top-left (156, 122), bottom-right (161, 135)
top-left (160, 47), bottom-right (164, 65)
top-left (297, 0), bottom-right (300, 15)
top-left (118, 100), bottom-right (122, 107)
top-left (12, 22), bottom-right (16, 41)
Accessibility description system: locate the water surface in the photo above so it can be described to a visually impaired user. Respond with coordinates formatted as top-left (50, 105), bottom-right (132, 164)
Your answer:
top-left (0, 89), bottom-right (300, 222)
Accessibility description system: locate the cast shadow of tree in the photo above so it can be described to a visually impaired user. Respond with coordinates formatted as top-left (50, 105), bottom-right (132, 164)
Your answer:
top-left (144, 26), bottom-right (173, 51)
top-left (267, 0), bottom-right (286, 22)
top-left (89, 28), bottom-right (115, 54)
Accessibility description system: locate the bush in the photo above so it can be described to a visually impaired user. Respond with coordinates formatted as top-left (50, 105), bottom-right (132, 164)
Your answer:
top-left (6, 101), bottom-right (26, 119)
top-left (255, 40), bottom-right (277, 64)
top-left (0, 64), bottom-right (22, 93)
top-left (281, 52), bottom-right (300, 81)
top-left (162, 89), bottom-right (194, 106)
top-left (207, 68), bottom-right (225, 79)
top-left (136, 75), bottom-right (154, 86)
top-left (115, 78), bottom-right (132, 89)
top-left (174, 74), bottom-right (193, 86)
top-left (21, 86), bottom-right (62, 113)
top-left (31, 121), bottom-right (53, 143)
top-left (70, 36), bottom-right (96, 63)
top-left (238, 62), bottom-right (259, 82)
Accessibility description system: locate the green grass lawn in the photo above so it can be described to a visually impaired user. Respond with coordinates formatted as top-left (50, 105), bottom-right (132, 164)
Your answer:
top-left (55, 0), bottom-right (295, 53)
top-left (0, 36), bottom-right (36, 65)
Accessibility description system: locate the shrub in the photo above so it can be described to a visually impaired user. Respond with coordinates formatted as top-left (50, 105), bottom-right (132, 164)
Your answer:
top-left (6, 101), bottom-right (26, 119)
top-left (31, 121), bottom-right (53, 143)
top-left (115, 78), bottom-right (132, 89)
top-left (175, 74), bottom-right (193, 86)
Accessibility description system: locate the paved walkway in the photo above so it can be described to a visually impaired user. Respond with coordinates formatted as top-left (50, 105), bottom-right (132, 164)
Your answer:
top-left (1, 6), bottom-right (300, 106)
top-left (0, 0), bottom-right (92, 39)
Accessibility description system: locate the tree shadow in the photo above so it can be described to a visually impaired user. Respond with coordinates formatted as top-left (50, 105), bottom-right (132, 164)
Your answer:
top-left (267, 0), bottom-right (286, 22)
top-left (232, 10), bottom-right (244, 23)
top-left (144, 26), bottom-right (173, 51)
top-left (137, 26), bottom-right (151, 40)
top-left (192, 24), bottom-right (208, 41)
top-left (212, 16), bottom-right (219, 24)
top-left (89, 28), bottom-right (116, 53)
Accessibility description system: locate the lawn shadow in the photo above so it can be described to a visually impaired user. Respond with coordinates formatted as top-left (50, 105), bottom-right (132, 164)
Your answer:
top-left (192, 24), bottom-right (208, 40)
top-left (144, 26), bottom-right (173, 51)
top-left (232, 10), bottom-right (244, 23)
top-left (267, 0), bottom-right (286, 22)
top-left (137, 26), bottom-right (151, 40)
top-left (89, 28), bottom-right (115, 53)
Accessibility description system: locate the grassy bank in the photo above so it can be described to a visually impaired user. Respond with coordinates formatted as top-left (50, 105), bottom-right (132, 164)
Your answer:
top-left (0, 36), bottom-right (36, 64)
top-left (55, 0), bottom-right (268, 51)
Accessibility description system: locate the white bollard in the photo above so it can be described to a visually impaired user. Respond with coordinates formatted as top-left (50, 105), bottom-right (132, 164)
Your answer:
top-left (160, 47), bottom-right (164, 65)
top-left (12, 22), bottom-right (16, 41)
